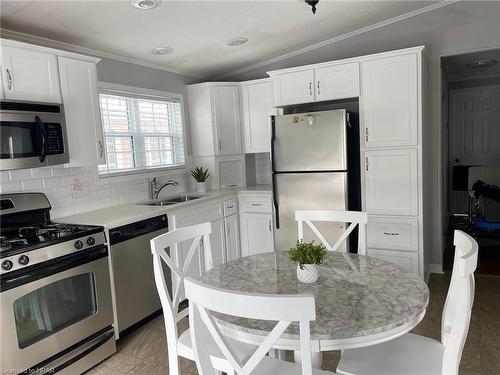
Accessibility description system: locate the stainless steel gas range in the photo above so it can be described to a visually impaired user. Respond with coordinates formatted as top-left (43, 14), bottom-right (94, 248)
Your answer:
top-left (0, 193), bottom-right (115, 374)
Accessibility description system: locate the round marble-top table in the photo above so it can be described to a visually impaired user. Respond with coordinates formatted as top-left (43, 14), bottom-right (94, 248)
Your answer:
top-left (198, 251), bottom-right (429, 364)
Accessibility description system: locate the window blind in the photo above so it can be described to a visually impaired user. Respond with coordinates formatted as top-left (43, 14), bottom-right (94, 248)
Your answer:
top-left (98, 92), bottom-right (185, 175)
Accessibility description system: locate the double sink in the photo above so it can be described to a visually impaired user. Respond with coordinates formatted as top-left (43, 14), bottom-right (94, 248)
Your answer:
top-left (138, 194), bottom-right (204, 207)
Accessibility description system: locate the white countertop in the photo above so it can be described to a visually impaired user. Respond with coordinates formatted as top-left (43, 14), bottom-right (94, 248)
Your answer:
top-left (57, 185), bottom-right (271, 229)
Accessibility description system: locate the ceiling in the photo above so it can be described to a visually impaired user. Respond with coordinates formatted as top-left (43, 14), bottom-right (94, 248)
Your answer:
top-left (1, 0), bottom-right (441, 79)
top-left (443, 48), bottom-right (500, 82)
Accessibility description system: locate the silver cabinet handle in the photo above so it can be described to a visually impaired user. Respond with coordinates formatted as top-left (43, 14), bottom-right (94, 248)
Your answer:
top-left (268, 220), bottom-right (272, 231)
top-left (226, 205), bottom-right (234, 209)
top-left (384, 232), bottom-right (400, 236)
top-left (98, 140), bottom-right (104, 158)
top-left (309, 82), bottom-right (312, 96)
top-left (6, 69), bottom-right (12, 90)
top-left (365, 157), bottom-right (369, 171)
top-left (251, 203), bottom-right (263, 206)
top-left (218, 139), bottom-right (222, 151)
top-left (365, 128), bottom-right (369, 142)
top-left (317, 80), bottom-right (320, 95)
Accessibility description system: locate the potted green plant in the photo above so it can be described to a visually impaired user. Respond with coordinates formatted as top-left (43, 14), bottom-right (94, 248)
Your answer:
top-left (288, 240), bottom-right (328, 283)
top-left (190, 166), bottom-right (210, 193)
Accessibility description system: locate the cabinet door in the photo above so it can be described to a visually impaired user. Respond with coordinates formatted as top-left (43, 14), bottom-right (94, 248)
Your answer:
top-left (315, 62), bottom-right (359, 101)
top-left (1, 46), bottom-right (61, 103)
top-left (364, 149), bottom-right (418, 216)
top-left (361, 54), bottom-right (418, 147)
top-left (272, 69), bottom-right (314, 106)
top-left (240, 81), bottom-right (273, 153)
top-left (210, 219), bottom-right (226, 267)
top-left (58, 57), bottom-right (105, 166)
top-left (225, 214), bottom-right (240, 262)
top-left (240, 213), bottom-right (274, 257)
top-left (212, 86), bottom-right (242, 155)
top-left (367, 248), bottom-right (419, 275)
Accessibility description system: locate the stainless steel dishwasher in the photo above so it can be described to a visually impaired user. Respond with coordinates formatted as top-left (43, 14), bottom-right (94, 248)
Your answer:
top-left (108, 214), bottom-right (170, 336)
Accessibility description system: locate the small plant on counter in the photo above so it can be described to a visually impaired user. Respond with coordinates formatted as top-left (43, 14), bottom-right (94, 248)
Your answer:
top-left (289, 240), bottom-right (327, 284)
top-left (190, 166), bottom-right (210, 182)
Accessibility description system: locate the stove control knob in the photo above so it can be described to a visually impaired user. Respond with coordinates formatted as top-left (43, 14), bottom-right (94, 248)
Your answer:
top-left (18, 255), bottom-right (29, 266)
top-left (1, 260), bottom-right (13, 271)
top-left (86, 237), bottom-right (95, 246)
top-left (74, 240), bottom-right (84, 250)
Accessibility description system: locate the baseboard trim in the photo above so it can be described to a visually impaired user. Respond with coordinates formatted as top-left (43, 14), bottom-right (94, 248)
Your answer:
top-left (427, 263), bottom-right (444, 274)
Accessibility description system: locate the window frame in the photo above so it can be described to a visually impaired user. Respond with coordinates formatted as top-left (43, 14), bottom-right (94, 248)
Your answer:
top-left (97, 82), bottom-right (187, 177)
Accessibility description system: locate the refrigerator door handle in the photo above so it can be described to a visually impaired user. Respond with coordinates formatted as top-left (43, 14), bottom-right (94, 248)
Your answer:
top-left (272, 173), bottom-right (280, 229)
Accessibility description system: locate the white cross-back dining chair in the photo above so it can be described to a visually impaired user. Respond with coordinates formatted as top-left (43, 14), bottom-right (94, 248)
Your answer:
top-left (295, 210), bottom-right (368, 255)
top-left (150, 222), bottom-right (254, 375)
top-left (184, 277), bottom-right (338, 375)
top-left (336, 229), bottom-right (479, 375)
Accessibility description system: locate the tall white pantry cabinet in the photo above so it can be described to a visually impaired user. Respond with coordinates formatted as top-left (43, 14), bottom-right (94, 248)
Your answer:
top-left (268, 46), bottom-right (425, 277)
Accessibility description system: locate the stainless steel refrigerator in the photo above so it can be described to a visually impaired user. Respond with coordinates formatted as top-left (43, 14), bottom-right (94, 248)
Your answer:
top-left (271, 109), bottom-right (361, 252)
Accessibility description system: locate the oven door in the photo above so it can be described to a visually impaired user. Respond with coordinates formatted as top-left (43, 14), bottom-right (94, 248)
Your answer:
top-left (0, 246), bottom-right (113, 371)
top-left (0, 112), bottom-right (69, 170)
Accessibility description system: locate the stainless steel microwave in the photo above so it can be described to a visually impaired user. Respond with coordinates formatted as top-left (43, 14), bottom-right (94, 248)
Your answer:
top-left (0, 100), bottom-right (69, 170)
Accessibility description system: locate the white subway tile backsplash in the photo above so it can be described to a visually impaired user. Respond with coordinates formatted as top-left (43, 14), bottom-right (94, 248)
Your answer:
top-left (0, 165), bottom-right (189, 218)
top-left (22, 179), bottom-right (44, 191)
top-left (31, 167), bottom-right (53, 179)
top-left (9, 169), bottom-right (32, 180)
top-left (43, 176), bottom-right (63, 188)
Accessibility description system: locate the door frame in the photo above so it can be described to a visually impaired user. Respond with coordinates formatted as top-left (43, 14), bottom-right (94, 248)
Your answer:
top-left (437, 44), bottom-right (500, 272)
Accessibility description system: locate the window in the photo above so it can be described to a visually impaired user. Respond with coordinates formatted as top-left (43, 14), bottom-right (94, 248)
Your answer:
top-left (98, 89), bottom-right (185, 175)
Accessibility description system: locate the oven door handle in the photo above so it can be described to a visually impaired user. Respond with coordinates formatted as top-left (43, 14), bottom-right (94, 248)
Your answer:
top-left (0, 246), bottom-right (108, 292)
top-left (35, 115), bottom-right (47, 163)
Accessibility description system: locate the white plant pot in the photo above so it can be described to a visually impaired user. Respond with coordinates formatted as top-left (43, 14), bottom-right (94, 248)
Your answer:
top-left (196, 182), bottom-right (207, 193)
top-left (296, 264), bottom-right (319, 283)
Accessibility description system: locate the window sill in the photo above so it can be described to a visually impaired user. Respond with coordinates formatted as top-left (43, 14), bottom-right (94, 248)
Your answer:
top-left (98, 165), bottom-right (185, 178)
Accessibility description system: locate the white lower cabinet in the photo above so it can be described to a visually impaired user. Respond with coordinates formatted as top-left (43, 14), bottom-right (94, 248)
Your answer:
top-left (225, 214), bottom-right (240, 262)
top-left (240, 213), bottom-right (274, 257)
top-left (210, 218), bottom-right (226, 267)
top-left (367, 248), bottom-right (419, 274)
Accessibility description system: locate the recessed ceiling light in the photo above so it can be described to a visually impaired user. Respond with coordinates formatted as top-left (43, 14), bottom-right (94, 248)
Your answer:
top-left (151, 47), bottom-right (173, 55)
top-left (131, 0), bottom-right (161, 10)
top-left (466, 59), bottom-right (498, 69)
top-left (226, 37), bottom-right (248, 47)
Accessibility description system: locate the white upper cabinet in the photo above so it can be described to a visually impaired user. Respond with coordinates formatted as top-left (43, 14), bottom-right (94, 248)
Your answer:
top-left (271, 68), bottom-right (314, 106)
top-left (58, 57), bottom-right (105, 166)
top-left (361, 53), bottom-right (418, 148)
top-left (240, 79), bottom-right (274, 153)
top-left (315, 62), bottom-right (360, 102)
top-left (364, 148), bottom-right (418, 216)
top-left (1, 45), bottom-right (61, 103)
top-left (212, 85), bottom-right (241, 155)
top-left (187, 83), bottom-right (242, 156)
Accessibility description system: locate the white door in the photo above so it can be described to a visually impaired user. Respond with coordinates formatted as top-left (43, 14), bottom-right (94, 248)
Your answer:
top-left (361, 53), bottom-right (418, 148)
top-left (58, 57), bottom-right (105, 166)
top-left (449, 86), bottom-right (500, 213)
top-left (240, 213), bottom-right (274, 257)
top-left (1, 46), bottom-right (61, 103)
top-left (364, 148), bottom-right (418, 216)
top-left (224, 214), bottom-right (240, 262)
top-left (240, 80), bottom-right (273, 153)
top-left (272, 68), bottom-right (314, 106)
top-left (210, 219), bottom-right (226, 266)
top-left (315, 62), bottom-right (360, 101)
top-left (212, 86), bottom-right (241, 155)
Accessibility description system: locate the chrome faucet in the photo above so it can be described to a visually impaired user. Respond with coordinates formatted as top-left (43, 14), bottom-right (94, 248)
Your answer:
top-left (150, 178), bottom-right (179, 199)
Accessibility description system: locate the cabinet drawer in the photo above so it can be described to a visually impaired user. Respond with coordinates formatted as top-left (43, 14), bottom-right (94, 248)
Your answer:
top-left (367, 217), bottom-right (418, 252)
top-left (240, 196), bottom-right (272, 213)
top-left (223, 198), bottom-right (238, 217)
top-left (367, 248), bottom-right (419, 275)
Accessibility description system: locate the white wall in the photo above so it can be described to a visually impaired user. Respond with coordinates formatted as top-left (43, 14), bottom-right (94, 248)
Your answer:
top-left (229, 1), bottom-right (500, 268)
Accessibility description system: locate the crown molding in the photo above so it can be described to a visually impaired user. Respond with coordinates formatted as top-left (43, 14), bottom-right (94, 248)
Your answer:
top-left (0, 28), bottom-right (203, 79)
top-left (212, 0), bottom-right (459, 80)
